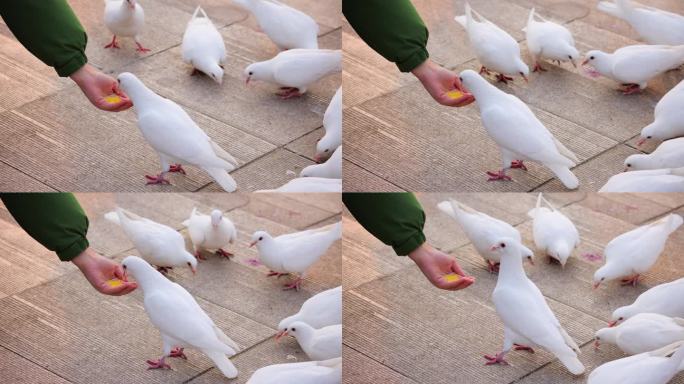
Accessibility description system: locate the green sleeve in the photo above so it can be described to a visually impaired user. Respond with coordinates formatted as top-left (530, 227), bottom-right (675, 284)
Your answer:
top-left (343, 193), bottom-right (426, 256)
top-left (1, 193), bottom-right (89, 261)
top-left (343, 0), bottom-right (429, 72)
top-left (0, 0), bottom-right (88, 77)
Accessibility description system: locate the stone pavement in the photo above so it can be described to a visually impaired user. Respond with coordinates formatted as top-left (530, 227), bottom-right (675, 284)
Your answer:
top-left (343, 192), bottom-right (684, 383)
top-left (0, 193), bottom-right (342, 383)
top-left (342, 0), bottom-right (684, 192)
top-left (0, 0), bottom-right (341, 192)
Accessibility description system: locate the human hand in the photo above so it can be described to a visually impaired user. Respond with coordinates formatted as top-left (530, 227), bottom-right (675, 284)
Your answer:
top-left (72, 247), bottom-right (138, 296)
top-left (70, 64), bottom-right (132, 112)
top-left (408, 242), bottom-right (475, 290)
top-left (411, 59), bottom-right (475, 107)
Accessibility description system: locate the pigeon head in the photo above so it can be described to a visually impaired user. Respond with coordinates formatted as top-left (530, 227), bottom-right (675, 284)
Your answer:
top-left (592, 265), bottom-right (616, 289)
top-left (116, 72), bottom-right (146, 98)
top-left (125, 0), bottom-right (137, 10)
top-left (181, 251), bottom-right (198, 274)
top-left (243, 62), bottom-right (270, 85)
top-left (121, 255), bottom-right (153, 281)
top-left (594, 327), bottom-right (617, 348)
top-left (195, 58), bottom-right (224, 85)
top-left (581, 50), bottom-right (608, 69)
top-left (514, 59), bottom-right (530, 82)
top-left (623, 154), bottom-right (649, 171)
top-left (565, 46), bottom-right (580, 68)
top-left (490, 237), bottom-right (534, 265)
top-left (249, 231), bottom-right (270, 248)
top-left (458, 69), bottom-right (487, 95)
top-left (314, 136), bottom-right (336, 163)
top-left (610, 306), bottom-right (630, 326)
top-left (638, 123), bottom-right (659, 146)
top-left (210, 209), bottom-right (223, 227)
top-left (283, 321), bottom-right (313, 341)
top-left (550, 241), bottom-right (571, 267)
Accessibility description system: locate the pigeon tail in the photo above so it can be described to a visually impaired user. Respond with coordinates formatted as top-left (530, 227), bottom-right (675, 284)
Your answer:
top-left (204, 350), bottom-right (238, 379)
top-left (597, 1), bottom-right (625, 18)
top-left (547, 164), bottom-right (579, 190)
top-left (182, 207), bottom-right (197, 227)
top-left (664, 214), bottom-right (684, 234)
top-left (204, 168), bottom-right (237, 192)
top-left (557, 352), bottom-right (585, 375)
top-left (329, 221), bottom-right (343, 240)
top-left (672, 167), bottom-right (684, 177)
top-left (104, 211), bottom-right (120, 225)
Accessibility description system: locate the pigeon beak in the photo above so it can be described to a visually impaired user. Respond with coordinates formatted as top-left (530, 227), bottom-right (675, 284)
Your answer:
top-left (527, 256), bottom-right (534, 266)
top-left (623, 166), bottom-right (629, 172)
top-left (275, 330), bottom-right (288, 343)
top-left (594, 339), bottom-right (600, 350)
top-left (313, 155), bottom-right (322, 164)
top-left (593, 281), bottom-right (601, 290)
top-left (581, 58), bottom-right (590, 66)
top-left (522, 74), bottom-right (529, 83)
top-left (245, 76), bottom-right (251, 85)
top-left (636, 138), bottom-right (647, 147)
top-left (571, 59), bottom-right (577, 68)
top-left (490, 245), bottom-right (500, 251)
top-left (608, 320), bottom-right (619, 327)
top-left (191, 266), bottom-right (197, 275)
top-left (249, 241), bottom-right (257, 248)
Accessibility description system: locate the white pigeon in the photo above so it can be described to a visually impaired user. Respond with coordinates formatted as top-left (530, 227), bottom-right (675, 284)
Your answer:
top-left (121, 256), bottom-right (240, 377)
top-left (258, 177), bottom-right (342, 193)
top-left (638, 79), bottom-right (684, 146)
top-left (455, 2), bottom-right (529, 83)
top-left (524, 8), bottom-right (579, 72)
top-left (250, 222), bottom-right (342, 291)
top-left (276, 286), bottom-right (342, 341)
top-left (103, 0), bottom-right (149, 52)
top-left (301, 146), bottom-right (342, 179)
top-left (182, 207), bottom-right (237, 260)
top-left (581, 45), bottom-right (684, 94)
top-left (626, 138), bottom-right (684, 171)
top-left (527, 193), bottom-right (580, 267)
top-left (105, 207), bottom-right (197, 274)
top-left (117, 72), bottom-right (239, 192)
top-left (595, 313), bottom-right (684, 355)
top-left (282, 322), bottom-right (342, 361)
top-left (597, 0), bottom-right (684, 46)
top-left (233, 0), bottom-right (319, 50)
top-left (181, 6), bottom-right (226, 84)
top-left (588, 341), bottom-right (684, 384)
top-left (437, 199), bottom-right (532, 273)
top-left (599, 167), bottom-right (684, 192)
top-left (593, 213), bottom-right (683, 288)
top-left (315, 86), bottom-right (342, 163)
top-left (611, 277), bottom-right (684, 326)
top-left (246, 358), bottom-right (341, 384)
top-left (486, 237), bottom-right (584, 375)
top-left (459, 69), bottom-right (580, 189)
top-left (244, 49), bottom-right (342, 98)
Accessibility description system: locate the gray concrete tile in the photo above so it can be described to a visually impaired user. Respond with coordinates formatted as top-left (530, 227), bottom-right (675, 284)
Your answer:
top-left (0, 347), bottom-right (71, 384)
top-left (343, 346), bottom-right (418, 384)
top-left (242, 192), bottom-right (342, 230)
top-left (343, 161), bottom-right (406, 192)
top-left (0, 163), bottom-right (55, 192)
top-left (284, 128), bottom-right (324, 161)
top-left (576, 193), bottom-right (675, 225)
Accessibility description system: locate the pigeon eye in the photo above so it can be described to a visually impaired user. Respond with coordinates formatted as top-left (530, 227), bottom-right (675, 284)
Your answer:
top-left (324, 149), bottom-right (329, 152)
top-left (568, 55), bottom-right (572, 59)
top-left (259, 236), bottom-right (263, 241)
top-left (500, 243), bottom-right (505, 248)
top-left (647, 136), bottom-right (652, 139)
top-left (619, 317), bottom-right (624, 321)
top-left (187, 262), bottom-right (191, 266)
top-left (117, 79), bottom-right (121, 84)
top-left (590, 56), bottom-right (595, 60)
top-left (627, 164), bottom-right (631, 167)
top-left (123, 265), bottom-right (127, 269)
top-left (249, 71), bottom-right (253, 76)
top-left (459, 77), bottom-right (463, 82)
top-left (291, 327), bottom-right (296, 332)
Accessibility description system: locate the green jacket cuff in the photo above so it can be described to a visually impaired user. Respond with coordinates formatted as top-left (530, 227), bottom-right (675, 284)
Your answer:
top-left (393, 231), bottom-right (426, 256)
top-left (397, 50), bottom-right (429, 73)
top-left (57, 237), bottom-right (90, 261)
top-left (57, 54), bottom-right (87, 77)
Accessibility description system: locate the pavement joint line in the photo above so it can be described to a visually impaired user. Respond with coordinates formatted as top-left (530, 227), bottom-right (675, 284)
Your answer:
top-left (0, 339), bottom-right (76, 383)
top-left (0, 159), bottom-right (57, 192)
top-left (342, 343), bottom-right (421, 383)
top-left (342, 157), bottom-right (407, 191)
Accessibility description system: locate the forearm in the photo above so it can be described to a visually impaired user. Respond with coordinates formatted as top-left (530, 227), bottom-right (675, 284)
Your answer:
top-left (343, 0), bottom-right (429, 72)
top-left (1, 193), bottom-right (90, 261)
top-left (343, 193), bottom-right (426, 255)
top-left (0, 0), bottom-right (87, 77)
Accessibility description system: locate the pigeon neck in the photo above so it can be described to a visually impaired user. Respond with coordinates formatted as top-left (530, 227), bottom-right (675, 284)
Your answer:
top-left (470, 81), bottom-right (501, 105)
top-left (256, 237), bottom-right (279, 267)
top-left (497, 253), bottom-right (527, 282)
top-left (126, 82), bottom-right (159, 109)
top-left (294, 325), bottom-right (315, 346)
top-left (132, 266), bottom-right (167, 293)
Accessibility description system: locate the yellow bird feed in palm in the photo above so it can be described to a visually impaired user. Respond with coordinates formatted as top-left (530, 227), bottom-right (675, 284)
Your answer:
top-left (443, 273), bottom-right (460, 283)
top-left (104, 95), bottom-right (122, 104)
top-left (446, 90), bottom-right (465, 99)
top-left (106, 279), bottom-right (123, 287)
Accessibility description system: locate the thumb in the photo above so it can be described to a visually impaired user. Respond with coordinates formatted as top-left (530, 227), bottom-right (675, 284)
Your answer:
top-left (113, 264), bottom-right (126, 280)
top-left (450, 260), bottom-right (468, 277)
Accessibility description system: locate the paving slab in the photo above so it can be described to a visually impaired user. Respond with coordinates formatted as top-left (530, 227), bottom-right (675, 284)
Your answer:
top-left (0, 163), bottom-right (54, 192)
top-left (576, 193), bottom-right (675, 225)
top-left (343, 346), bottom-right (418, 384)
top-left (284, 128), bottom-right (325, 161)
top-left (343, 161), bottom-right (406, 192)
top-left (0, 347), bottom-right (71, 384)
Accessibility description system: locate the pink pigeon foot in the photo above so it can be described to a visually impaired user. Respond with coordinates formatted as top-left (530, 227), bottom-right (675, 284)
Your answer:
top-left (168, 164), bottom-right (186, 175)
top-left (267, 271), bottom-right (288, 278)
top-left (486, 260), bottom-right (500, 274)
top-left (194, 251), bottom-right (207, 261)
top-left (479, 66), bottom-right (491, 75)
top-left (169, 347), bottom-right (187, 360)
top-left (145, 174), bottom-right (170, 185)
top-left (216, 248), bottom-right (234, 259)
top-left (136, 42), bottom-right (151, 53)
top-left (191, 68), bottom-right (201, 76)
top-left (276, 87), bottom-right (303, 99)
top-left (510, 160), bottom-right (527, 171)
top-left (156, 266), bottom-right (173, 274)
top-left (283, 277), bottom-right (303, 291)
top-left (514, 344), bottom-right (535, 353)
top-left (496, 73), bottom-right (514, 83)
top-left (104, 36), bottom-right (120, 49)
top-left (486, 170), bottom-right (512, 181)
top-left (621, 84), bottom-right (641, 95)
top-left (621, 274), bottom-right (640, 287)
top-left (146, 358), bottom-right (171, 370)
top-left (533, 63), bottom-right (547, 72)
top-left (484, 352), bottom-right (509, 366)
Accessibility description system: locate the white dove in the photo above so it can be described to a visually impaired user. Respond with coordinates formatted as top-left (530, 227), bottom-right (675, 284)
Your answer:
top-left (104, 0), bottom-right (149, 52)
top-left (588, 341), bottom-right (684, 384)
top-left (524, 8), bottom-right (579, 72)
top-left (250, 221), bottom-right (341, 290)
top-left (597, 0), bottom-right (684, 46)
top-left (117, 72), bottom-right (239, 192)
top-left (105, 207), bottom-right (197, 274)
top-left (486, 237), bottom-right (584, 375)
top-left (611, 277), bottom-right (684, 326)
top-left (527, 193), bottom-right (579, 267)
top-left (626, 138), bottom-right (684, 171)
top-left (181, 6), bottom-right (226, 84)
top-left (301, 146), bottom-right (342, 179)
top-left (595, 313), bottom-right (684, 355)
top-left (455, 2), bottom-right (529, 83)
top-left (593, 213), bottom-right (683, 288)
top-left (121, 256), bottom-right (240, 377)
top-left (315, 86), bottom-right (342, 163)
top-left (244, 49), bottom-right (341, 98)
top-left (233, 0), bottom-right (319, 50)
top-left (437, 199), bottom-right (532, 273)
top-left (182, 207), bottom-right (237, 260)
top-left (581, 45), bottom-right (684, 94)
top-left (459, 69), bottom-right (580, 189)
top-left (638, 79), bottom-right (684, 146)
top-left (599, 167), bottom-right (684, 192)
top-left (246, 358), bottom-right (342, 384)
top-left (281, 322), bottom-right (342, 361)
top-left (258, 177), bottom-right (342, 193)
top-left (276, 286), bottom-right (342, 341)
